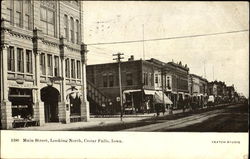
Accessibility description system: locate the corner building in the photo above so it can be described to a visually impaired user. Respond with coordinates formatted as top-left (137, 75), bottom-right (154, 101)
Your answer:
top-left (0, 0), bottom-right (89, 129)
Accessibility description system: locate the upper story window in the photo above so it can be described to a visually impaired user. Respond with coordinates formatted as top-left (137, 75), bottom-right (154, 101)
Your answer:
top-left (15, 0), bottom-right (23, 27)
top-left (40, 1), bottom-right (56, 37)
top-left (75, 20), bottom-right (80, 44)
top-left (143, 73), bottom-right (148, 86)
top-left (54, 56), bottom-right (59, 77)
top-left (76, 60), bottom-right (81, 79)
top-left (7, 0), bottom-right (14, 25)
top-left (26, 50), bottom-right (32, 73)
top-left (40, 53), bottom-right (46, 75)
top-left (24, 0), bottom-right (32, 30)
top-left (8, 46), bottom-right (15, 72)
top-left (155, 74), bottom-right (158, 84)
top-left (71, 59), bottom-right (76, 78)
top-left (103, 74), bottom-right (108, 87)
top-left (65, 58), bottom-right (70, 78)
top-left (47, 54), bottom-right (53, 76)
top-left (70, 17), bottom-right (74, 43)
top-left (17, 48), bottom-right (24, 73)
top-left (126, 73), bottom-right (133, 86)
top-left (109, 74), bottom-right (114, 87)
top-left (64, 15), bottom-right (69, 41)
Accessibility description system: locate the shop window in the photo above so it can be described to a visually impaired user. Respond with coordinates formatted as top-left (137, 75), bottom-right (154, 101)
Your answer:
top-left (40, 53), bottom-right (46, 75)
top-left (17, 48), bottom-right (24, 72)
top-left (103, 75), bottom-right (108, 87)
top-left (65, 58), bottom-right (70, 78)
top-left (126, 73), bottom-right (133, 86)
top-left (8, 46), bottom-right (15, 71)
top-left (64, 15), bottom-right (69, 41)
top-left (24, 0), bottom-right (31, 30)
top-left (15, 0), bottom-right (22, 27)
top-left (26, 50), bottom-right (32, 73)
top-left (7, 0), bottom-right (14, 25)
top-left (76, 60), bottom-right (81, 79)
top-left (71, 59), bottom-right (76, 78)
top-left (109, 74), bottom-right (114, 87)
top-left (54, 56), bottom-right (59, 76)
top-left (70, 17), bottom-right (74, 43)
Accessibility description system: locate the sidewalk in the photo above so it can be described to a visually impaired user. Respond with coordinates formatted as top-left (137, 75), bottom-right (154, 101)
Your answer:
top-left (15, 104), bottom-right (229, 131)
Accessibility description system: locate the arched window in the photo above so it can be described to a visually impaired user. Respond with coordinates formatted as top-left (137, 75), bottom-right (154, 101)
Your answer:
top-left (70, 17), bottom-right (74, 43)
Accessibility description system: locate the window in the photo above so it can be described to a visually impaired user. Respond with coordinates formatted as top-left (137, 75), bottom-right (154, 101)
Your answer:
top-left (75, 20), bottom-right (80, 44)
top-left (40, 1), bottom-right (56, 37)
top-left (17, 48), bottom-right (24, 72)
top-left (167, 77), bottom-right (171, 89)
top-left (64, 15), bottom-right (69, 41)
top-left (54, 56), bottom-right (59, 76)
top-left (109, 74), bottom-right (114, 87)
top-left (40, 53), bottom-right (46, 75)
top-left (65, 59), bottom-right (70, 78)
top-left (143, 73), bottom-right (148, 85)
top-left (103, 75), bottom-right (108, 87)
top-left (8, 46), bottom-right (15, 71)
top-left (7, 0), bottom-right (14, 25)
top-left (24, 0), bottom-right (31, 30)
top-left (126, 73), bottom-right (133, 86)
top-left (26, 50), bottom-right (32, 73)
top-left (47, 54), bottom-right (53, 76)
top-left (15, 0), bottom-right (22, 27)
top-left (70, 17), bottom-right (74, 43)
top-left (155, 74), bottom-right (158, 84)
top-left (76, 60), bottom-right (81, 79)
top-left (71, 59), bottom-right (75, 78)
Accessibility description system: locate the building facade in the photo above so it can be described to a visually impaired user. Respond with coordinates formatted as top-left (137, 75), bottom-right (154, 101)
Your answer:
top-left (189, 74), bottom-right (208, 108)
top-left (86, 57), bottom-right (174, 114)
top-left (1, 0), bottom-right (89, 129)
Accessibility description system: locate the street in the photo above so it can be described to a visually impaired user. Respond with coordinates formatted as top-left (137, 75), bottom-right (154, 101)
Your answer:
top-left (123, 103), bottom-right (248, 132)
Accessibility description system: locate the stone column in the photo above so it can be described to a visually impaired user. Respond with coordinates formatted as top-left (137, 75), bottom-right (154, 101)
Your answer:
top-left (80, 44), bottom-right (89, 121)
top-left (58, 37), bottom-right (70, 124)
top-left (1, 44), bottom-right (13, 129)
top-left (33, 50), bottom-right (45, 126)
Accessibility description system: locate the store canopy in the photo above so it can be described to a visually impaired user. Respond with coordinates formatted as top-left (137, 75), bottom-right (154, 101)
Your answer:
top-left (144, 90), bottom-right (156, 95)
top-left (123, 89), bottom-right (142, 94)
top-left (155, 91), bottom-right (173, 104)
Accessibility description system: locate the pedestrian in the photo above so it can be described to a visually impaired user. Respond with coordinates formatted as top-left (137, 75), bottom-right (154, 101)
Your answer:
top-left (155, 103), bottom-right (160, 116)
top-left (162, 104), bottom-right (166, 115)
top-left (146, 99), bottom-right (150, 114)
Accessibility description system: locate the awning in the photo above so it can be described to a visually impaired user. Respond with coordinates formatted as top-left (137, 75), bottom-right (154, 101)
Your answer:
top-left (155, 91), bottom-right (173, 104)
top-left (144, 90), bottom-right (156, 95)
top-left (123, 89), bottom-right (142, 94)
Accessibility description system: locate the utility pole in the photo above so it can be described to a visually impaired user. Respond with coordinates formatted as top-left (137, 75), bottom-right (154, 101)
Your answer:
top-left (142, 24), bottom-right (145, 60)
top-left (113, 53), bottom-right (124, 121)
top-left (161, 68), bottom-right (165, 113)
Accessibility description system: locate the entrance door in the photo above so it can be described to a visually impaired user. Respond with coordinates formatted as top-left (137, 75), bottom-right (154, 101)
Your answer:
top-left (41, 86), bottom-right (60, 123)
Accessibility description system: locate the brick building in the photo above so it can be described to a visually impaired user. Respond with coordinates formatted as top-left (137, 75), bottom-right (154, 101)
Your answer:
top-left (166, 61), bottom-right (189, 109)
top-left (189, 74), bottom-right (208, 107)
top-left (86, 58), bottom-right (191, 114)
top-left (1, 0), bottom-right (89, 129)
top-left (86, 57), bottom-right (174, 114)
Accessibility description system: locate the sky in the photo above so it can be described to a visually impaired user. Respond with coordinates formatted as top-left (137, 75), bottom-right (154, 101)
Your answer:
top-left (82, 1), bottom-right (249, 97)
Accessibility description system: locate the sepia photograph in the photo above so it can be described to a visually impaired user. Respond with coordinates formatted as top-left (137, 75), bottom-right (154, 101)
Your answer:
top-left (0, 0), bottom-right (249, 158)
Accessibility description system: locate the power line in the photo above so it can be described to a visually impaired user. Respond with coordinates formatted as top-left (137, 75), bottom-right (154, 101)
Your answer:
top-left (86, 29), bottom-right (249, 46)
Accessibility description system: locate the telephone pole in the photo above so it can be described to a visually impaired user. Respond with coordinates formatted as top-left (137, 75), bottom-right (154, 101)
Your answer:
top-left (113, 53), bottom-right (124, 121)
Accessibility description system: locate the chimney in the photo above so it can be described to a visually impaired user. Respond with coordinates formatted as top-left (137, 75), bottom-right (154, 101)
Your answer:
top-left (128, 55), bottom-right (134, 61)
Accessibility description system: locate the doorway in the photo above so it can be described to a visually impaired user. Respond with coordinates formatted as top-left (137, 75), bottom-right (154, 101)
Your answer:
top-left (40, 86), bottom-right (60, 122)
